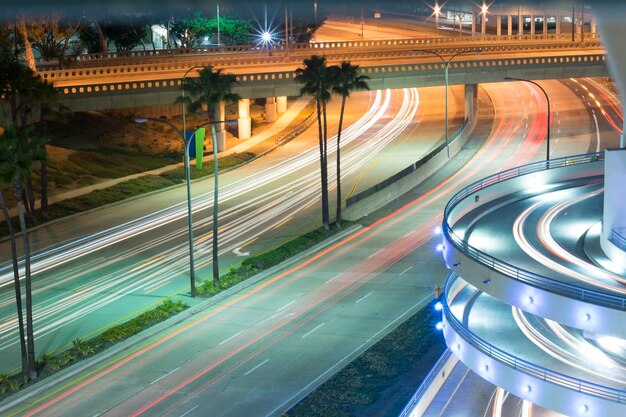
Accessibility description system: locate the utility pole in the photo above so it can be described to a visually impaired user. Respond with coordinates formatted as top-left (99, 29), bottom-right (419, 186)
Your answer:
top-left (217, 4), bottom-right (221, 45)
top-left (361, 8), bottom-right (364, 38)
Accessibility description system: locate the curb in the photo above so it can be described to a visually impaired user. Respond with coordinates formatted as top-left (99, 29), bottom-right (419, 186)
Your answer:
top-left (0, 223), bottom-right (362, 414)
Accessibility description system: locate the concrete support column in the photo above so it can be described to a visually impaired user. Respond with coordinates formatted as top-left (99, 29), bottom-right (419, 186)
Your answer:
top-left (276, 96), bottom-right (287, 114)
top-left (464, 83), bottom-right (478, 121)
top-left (237, 99), bottom-right (251, 140)
top-left (214, 100), bottom-right (226, 152)
top-left (543, 15), bottom-right (547, 35)
top-left (496, 15), bottom-right (501, 36)
top-left (556, 15), bottom-right (561, 35)
top-left (471, 12), bottom-right (476, 35)
top-left (518, 13), bottom-right (523, 35)
top-left (508, 15), bottom-right (513, 35)
top-left (265, 97), bottom-right (277, 123)
top-left (591, 17), bottom-right (597, 34)
top-left (530, 14), bottom-right (535, 35)
top-left (481, 13), bottom-right (486, 35)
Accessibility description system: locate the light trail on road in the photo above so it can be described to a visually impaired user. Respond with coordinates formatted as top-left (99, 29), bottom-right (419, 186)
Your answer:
top-left (0, 88), bottom-right (424, 367)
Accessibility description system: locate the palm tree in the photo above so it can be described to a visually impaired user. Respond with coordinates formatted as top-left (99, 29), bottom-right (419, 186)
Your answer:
top-left (0, 126), bottom-right (46, 379)
top-left (295, 55), bottom-right (335, 230)
top-left (331, 62), bottom-right (369, 227)
top-left (178, 66), bottom-right (240, 288)
top-left (0, 158), bottom-right (27, 375)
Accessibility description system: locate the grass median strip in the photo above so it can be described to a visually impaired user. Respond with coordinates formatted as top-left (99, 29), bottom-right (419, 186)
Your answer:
top-left (0, 221), bottom-right (355, 400)
top-left (0, 299), bottom-right (188, 398)
top-left (284, 300), bottom-right (446, 417)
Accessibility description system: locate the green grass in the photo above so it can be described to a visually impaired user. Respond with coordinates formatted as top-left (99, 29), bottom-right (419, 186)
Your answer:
top-left (0, 299), bottom-right (188, 400)
top-left (0, 152), bottom-right (256, 238)
top-left (285, 300), bottom-right (447, 417)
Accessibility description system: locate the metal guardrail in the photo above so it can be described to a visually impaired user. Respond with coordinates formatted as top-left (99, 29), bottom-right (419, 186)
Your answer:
top-left (610, 228), bottom-right (626, 252)
top-left (398, 348), bottom-right (453, 417)
top-left (442, 152), bottom-right (626, 310)
top-left (443, 272), bottom-right (626, 404)
top-left (346, 118), bottom-right (468, 206)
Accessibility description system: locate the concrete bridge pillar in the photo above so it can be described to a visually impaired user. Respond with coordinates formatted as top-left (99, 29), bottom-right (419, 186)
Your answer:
top-left (496, 15), bottom-right (501, 36)
top-left (276, 96), bottom-right (288, 114)
top-left (214, 100), bottom-right (226, 152)
top-left (464, 83), bottom-right (478, 121)
top-left (481, 13), bottom-right (486, 35)
top-left (518, 12), bottom-right (523, 35)
top-left (555, 15), bottom-right (561, 34)
top-left (508, 15), bottom-right (513, 35)
top-left (591, 17), bottom-right (597, 34)
top-left (471, 12), bottom-right (476, 35)
top-left (543, 15), bottom-right (547, 35)
top-left (530, 15), bottom-right (535, 35)
top-left (238, 99), bottom-right (251, 139)
top-left (265, 97), bottom-right (277, 123)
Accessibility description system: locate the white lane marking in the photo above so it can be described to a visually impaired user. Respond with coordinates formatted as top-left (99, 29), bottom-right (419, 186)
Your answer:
top-left (264, 293), bottom-right (434, 417)
top-left (276, 300), bottom-right (296, 312)
top-left (367, 248), bottom-right (384, 259)
top-left (302, 323), bottom-right (325, 339)
top-left (179, 405), bottom-right (199, 417)
top-left (233, 247), bottom-right (250, 257)
top-left (151, 367), bottom-right (180, 385)
top-left (592, 109), bottom-right (595, 114)
top-left (557, 119), bottom-right (560, 125)
top-left (592, 113), bottom-right (601, 152)
top-left (356, 291), bottom-right (374, 304)
top-left (557, 128), bottom-right (560, 135)
top-left (399, 266), bottom-right (413, 276)
top-left (244, 359), bottom-right (269, 376)
top-left (219, 330), bottom-right (244, 346)
top-left (324, 275), bottom-right (341, 285)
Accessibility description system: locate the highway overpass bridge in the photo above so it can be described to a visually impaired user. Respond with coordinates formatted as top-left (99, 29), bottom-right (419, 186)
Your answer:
top-left (39, 34), bottom-right (607, 145)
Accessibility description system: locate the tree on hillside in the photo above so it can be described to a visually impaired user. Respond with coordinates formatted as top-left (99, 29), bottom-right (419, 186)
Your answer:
top-left (206, 16), bottom-right (252, 45)
top-left (0, 126), bottom-right (47, 379)
top-left (178, 66), bottom-right (240, 287)
top-left (331, 62), bottom-right (369, 227)
top-left (295, 55), bottom-right (336, 230)
top-left (27, 15), bottom-right (82, 68)
top-left (170, 13), bottom-right (212, 48)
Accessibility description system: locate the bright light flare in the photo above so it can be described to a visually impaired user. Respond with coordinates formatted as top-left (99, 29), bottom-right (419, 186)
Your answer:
top-left (435, 322), bottom-right (444, 330)
top-left (481, 3), bottom-right (488, 15)
top-left (261, 31), bottom-right (272, 42)
top-left (434, 301), bottom-right (443, 311)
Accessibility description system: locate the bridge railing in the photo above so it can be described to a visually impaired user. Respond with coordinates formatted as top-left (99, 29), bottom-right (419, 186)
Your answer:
top-left (35, 31), bottom-right (600, 70)
top-left (441, 152), bottom-right (626, 310)
top-left (46, 52), bottom-right (607, 93)
top-left (397, 348), bottom-right (453, 417)
top-left (443, 272), bottom-right (626, 404)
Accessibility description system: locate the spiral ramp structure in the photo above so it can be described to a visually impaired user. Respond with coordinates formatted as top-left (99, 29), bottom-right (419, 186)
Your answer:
top-left (440, 152), bottom-right (626, 417)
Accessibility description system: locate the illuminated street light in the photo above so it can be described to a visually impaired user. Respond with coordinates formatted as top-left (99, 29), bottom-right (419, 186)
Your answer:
top-left (504, 77), bottom-right (551, 162)
top-left (261, 31), bottom-right (272, 42)
top-left (481, 3), bottom-right (488, 35)
top-left (433, 2), bottom-right (441, 28)
top-left (413, 49), bottom-right (481, 158)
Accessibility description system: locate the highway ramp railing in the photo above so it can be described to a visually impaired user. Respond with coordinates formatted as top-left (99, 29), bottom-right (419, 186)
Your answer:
top-left (398, 348), bottom-right (454, 417)
top-left (346, 118), bottom-right (468, 207)
top-left (443, 272), bottom-right (626, 404)
top-left (441, 152), bottom-right (626, 311)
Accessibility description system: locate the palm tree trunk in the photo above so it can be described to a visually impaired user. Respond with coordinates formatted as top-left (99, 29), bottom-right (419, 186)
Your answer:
top-left (321, 99), bottom-right (330, 230)
top-left (315, 96), bottom-right (328, 229)
top-left (15, 191), bottom-right (36, 379)
top-left (335, 95), bottom-right (347, 227)
top-left (41, 123), bottom-right (49, 219)
top-left (25, 176), bottom-right (35, 223)
top-left (0, 194), bottom-right (28, 374)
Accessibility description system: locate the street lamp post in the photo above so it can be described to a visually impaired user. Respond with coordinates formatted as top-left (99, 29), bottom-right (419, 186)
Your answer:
top-left (135, 118), bottom-right (226, 295)
top-left (414, 49), bottom-right (481, 158)
top-left (504, 77), bottom-right (551, 162)
top-left (134, 117), bottom-right (199, 297)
